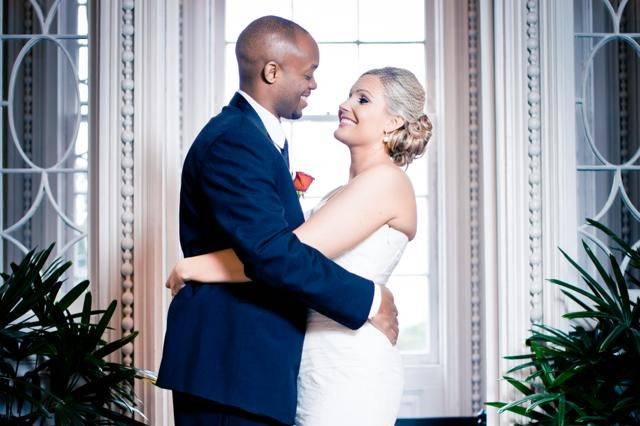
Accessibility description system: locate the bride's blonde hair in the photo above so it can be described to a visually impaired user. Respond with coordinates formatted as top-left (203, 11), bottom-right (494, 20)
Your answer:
top-left (362, 67), bottom-right (433, 167)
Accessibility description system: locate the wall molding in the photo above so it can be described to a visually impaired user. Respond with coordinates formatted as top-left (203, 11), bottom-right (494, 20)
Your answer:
top-left (92, 0), bottom-right (124, 352)
top-left (484, 1), bottom-right (543, 422)
top-left (181, 0), bottom-right (217, 152)
top-left (619, 14), bottom-right (631, 242)
top-left (539, 0), bottom-right (576, 331)
top-left (433, 0), bottom-right (473, 416)
top-left (23, 2), bottom-right (34, 249)
top-left (478, 0), bottom-right (498, 422)
top-left (481, 1), bottom-right (578, 424)
top-left (467, 0), bottom-right (482, 414)
top-left (132, 0), bottom-right (182, 423)
top-left (120, 0), bottom-right (136, 368)
top-left (526, 0), bottom-right (543, 326)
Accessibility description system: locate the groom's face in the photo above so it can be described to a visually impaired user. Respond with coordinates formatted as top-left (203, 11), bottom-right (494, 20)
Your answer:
top-left (275, 34), bottom-right (319, 120)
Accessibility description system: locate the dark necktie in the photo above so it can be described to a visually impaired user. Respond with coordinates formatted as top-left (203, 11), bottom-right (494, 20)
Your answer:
top-left (281, 139), bottom-right (290, 169)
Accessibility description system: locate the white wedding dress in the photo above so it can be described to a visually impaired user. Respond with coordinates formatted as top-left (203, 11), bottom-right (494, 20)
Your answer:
top-left (295, 188), bottom-right (408, 426)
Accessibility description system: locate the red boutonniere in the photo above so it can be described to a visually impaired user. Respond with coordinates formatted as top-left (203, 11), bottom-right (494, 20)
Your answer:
top-left (293, 171), bottom-right (314, 197)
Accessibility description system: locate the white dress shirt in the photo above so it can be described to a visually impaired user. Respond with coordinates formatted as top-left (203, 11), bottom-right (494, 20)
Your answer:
top-left (238, 90), bottom-right (286, 151)
top-left (236, 91), bottom-right (382, 319)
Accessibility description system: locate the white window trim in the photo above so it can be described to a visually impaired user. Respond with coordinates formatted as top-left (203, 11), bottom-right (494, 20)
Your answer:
top-left (208, 0), bottom-right (477, 417)
top-left (87, 0), bottom-right (481, 423)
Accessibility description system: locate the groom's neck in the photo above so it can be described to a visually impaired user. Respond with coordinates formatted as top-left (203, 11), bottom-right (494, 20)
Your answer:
top-left (240, 85), bottom-right (280, 119)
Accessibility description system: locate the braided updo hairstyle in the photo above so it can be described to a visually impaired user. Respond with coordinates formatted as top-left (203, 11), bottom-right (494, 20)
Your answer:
top-left (362, 67), bottom-right (433, 167)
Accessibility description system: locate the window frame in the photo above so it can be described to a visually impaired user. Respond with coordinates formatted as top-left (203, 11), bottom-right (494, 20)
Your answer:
top-left (215, 0), bottom-right (439, 366)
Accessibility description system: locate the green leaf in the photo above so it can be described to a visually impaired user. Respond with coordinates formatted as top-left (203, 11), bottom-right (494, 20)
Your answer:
top-left (631, 329), bottom-right (640, 356)
top-left (526, 393), bottom-right (562, 412)
top-left (563, 311), bottom-right (615, 320)
top-left (598, 323), bottom-right (626, 352)
top-left (0, 246), bottom-right (146, 424)
top-left (94, 300), bottom-right (117, 339)
top-left (503, 376), bottom-right (534, 396)
top-left (496, 394), bottom-right (539, 413)
top-left (486, 400), bottom-right (552, 420)
top-left (631, 297), bottom-right (640, 326)
top-left (548, 278), bottom-right (604, 307)
top-left (504, 353), bottom-right (535, 360)
top-left (525, 369), bottom-right (544, 383)
top-left (557, 394), bottom-right (566, 426)
top-left (506, 361), bottom-right (536, 374)
top-left (92, 331), bottom-right (138, 360)
top-left (532, 323), bottom-right (582, 353)
top-left (81, 292), bottom-right (92, 325)
top-left (586, 219), bottom-right (636, 255)
top-left (551, 366), bottom-right (583, 388)
top-left (610, 255), bottom-right (632, 322)
top-left (560, 289), bottom-right (594, 312)
top-left (582, 243), bottom-right (620, 311)
top-left (487, 395), bottom-right (549, 420)
top-left (55, 280), bottom-right (90, 312)
top-left (612, 397), bottom-right (640, 413)
top-left (558, 247), bottom-right (610, 306)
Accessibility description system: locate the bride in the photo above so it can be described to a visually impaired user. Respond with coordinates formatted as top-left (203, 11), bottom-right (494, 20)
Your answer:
top-left (166, 67), bottom-right (432, 426)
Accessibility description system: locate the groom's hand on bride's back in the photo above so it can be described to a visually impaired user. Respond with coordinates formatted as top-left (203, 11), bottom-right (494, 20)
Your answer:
top-left (369, 286), bottom-right (399, 345)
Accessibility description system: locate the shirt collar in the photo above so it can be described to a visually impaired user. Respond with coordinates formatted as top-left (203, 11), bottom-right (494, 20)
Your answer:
top-left (237, 90), bottom-right (286, 150)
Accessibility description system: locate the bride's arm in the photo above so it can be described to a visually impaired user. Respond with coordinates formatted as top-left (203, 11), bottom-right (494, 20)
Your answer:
top-left (294, 164), bottom-right (415, 257)
top-left (166, 165), bottom-right (414, 292)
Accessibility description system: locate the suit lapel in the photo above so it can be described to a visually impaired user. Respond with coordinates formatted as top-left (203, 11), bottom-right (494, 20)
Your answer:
top-left (228, 94), bottom-right (303, 225)
top-left (229, 93), bottom-right (276, 146)
top-left (228, 93), bottom-right (292, 172)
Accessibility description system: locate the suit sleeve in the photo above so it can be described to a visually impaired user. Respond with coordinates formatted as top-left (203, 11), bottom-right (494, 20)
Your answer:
top-left (197, 124), bottom-right (374, 330)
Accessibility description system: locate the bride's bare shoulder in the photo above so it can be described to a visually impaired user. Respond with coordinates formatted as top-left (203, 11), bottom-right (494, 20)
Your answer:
top-left (349, 164), bottom-right (417, 239)
top-left (351, 163), bottom-right (415, 197)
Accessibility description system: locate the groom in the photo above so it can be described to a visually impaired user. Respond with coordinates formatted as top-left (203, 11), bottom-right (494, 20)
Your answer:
top-left (157, 16), bottom-right (399, 426)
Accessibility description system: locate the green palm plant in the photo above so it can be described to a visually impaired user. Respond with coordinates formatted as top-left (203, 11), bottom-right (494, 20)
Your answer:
top-left (0, 245), bottom-right (156, 425)
top-left (487, 219), bottom-right (640, 425)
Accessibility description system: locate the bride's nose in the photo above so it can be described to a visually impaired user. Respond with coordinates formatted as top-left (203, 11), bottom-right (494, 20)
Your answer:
top-left (338, 103), bottom-right (350, 114)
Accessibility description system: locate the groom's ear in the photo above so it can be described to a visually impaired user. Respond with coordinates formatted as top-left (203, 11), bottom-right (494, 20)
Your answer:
top-left (262, 61), bottom-right (279, 84)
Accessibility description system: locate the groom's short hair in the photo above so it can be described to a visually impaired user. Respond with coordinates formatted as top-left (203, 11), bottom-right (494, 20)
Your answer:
top-left (236, 16), bottom-right (311, 84)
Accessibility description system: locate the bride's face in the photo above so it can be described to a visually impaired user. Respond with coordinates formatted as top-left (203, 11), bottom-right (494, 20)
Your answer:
top-left (334, 75), bottom-right (395, 147)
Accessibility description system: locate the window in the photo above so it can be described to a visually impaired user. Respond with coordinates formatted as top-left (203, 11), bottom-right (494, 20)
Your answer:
top-left (218, 0), bottom-right (438, 415)
top-left (1, 1), bottom-right (90, 290)
top-left (574, 0), bottom-right (640, 287)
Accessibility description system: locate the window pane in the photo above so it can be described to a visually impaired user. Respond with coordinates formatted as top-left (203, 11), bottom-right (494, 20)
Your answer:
top-left (358, 0), bottom-right (425, 41)
top-left (574, 1), bottom-right (640, 269)
top-left (406, 155), bottom-right (428, 196)
top-left (77, 4), bottom-right (88, 35)
top-left (79, 81), bottom-right (88, 103)
top-left (359, 43), bottom-right (425, 84)
top-left (395, 197), bottom-right (429, 275)
top-left (225, 0), bottom-right (293, 42)
top-left (221, 1), bottom-right (434, 363)
top-left (288, 120), bottom-right (350, 198)
top-left (305, 44), bottom-right (359, 116)
top-left (76, 121), bottom-right (89, 155)
top-left (79, 46), bottom-right (88, 81)
top-left (387, 275), bottom-right (430, 353)
top-left (225, 43), bottom-right (239, 103)
top-left (2, 1), bottom-right (90, 286)
top-left (293, 0), bottom-right (357, 41)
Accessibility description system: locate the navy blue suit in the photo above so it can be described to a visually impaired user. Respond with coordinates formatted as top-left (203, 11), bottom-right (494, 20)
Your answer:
top-left (156, 94), bottom-right (375, 425)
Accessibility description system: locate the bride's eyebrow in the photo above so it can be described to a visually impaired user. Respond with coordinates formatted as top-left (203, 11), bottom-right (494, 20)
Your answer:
top-left (348, 88), bottom-right (374, 98)
top-left (355, 89), bottom-right (374, 98)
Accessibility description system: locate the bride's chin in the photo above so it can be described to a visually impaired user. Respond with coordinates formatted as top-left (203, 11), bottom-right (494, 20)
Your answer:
top-left (333, 130), bottom-right (349, 145)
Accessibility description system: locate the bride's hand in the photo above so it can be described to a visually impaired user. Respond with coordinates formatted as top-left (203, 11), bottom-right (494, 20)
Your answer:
top-left (165, 261), bottom-right (186, 296)
top-left (370, 285), bottom-right (399, 345)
